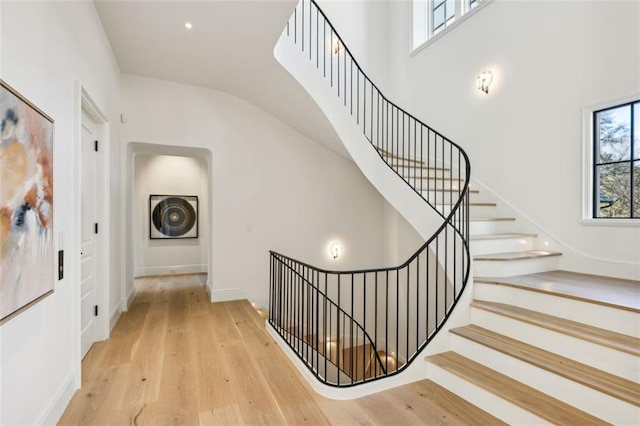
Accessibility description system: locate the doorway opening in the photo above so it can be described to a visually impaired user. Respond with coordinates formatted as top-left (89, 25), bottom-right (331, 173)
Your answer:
top-left (123, 143), bottom-right (213, 312)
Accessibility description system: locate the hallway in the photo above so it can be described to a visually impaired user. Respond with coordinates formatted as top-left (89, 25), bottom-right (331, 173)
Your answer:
top-left (58, 274), bottom-right (501, 425)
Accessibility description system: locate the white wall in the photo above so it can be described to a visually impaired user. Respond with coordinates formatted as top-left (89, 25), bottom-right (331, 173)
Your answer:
top-left (317, 0), bottom-right (391, 93)
top-left (383, 200), bottom-right (425, 267)
top-left (121, 74), bottom-right (390, 310)
top-left (322, 0), bottom-right (640, 279)
top-left (0, 1), bottom-right (121, 424)
top-left (134, 155), bottom-right (207, 277)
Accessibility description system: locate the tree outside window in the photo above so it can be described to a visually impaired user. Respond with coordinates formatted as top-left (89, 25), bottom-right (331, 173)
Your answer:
top-left (593, 101), bottom-right (639, 218)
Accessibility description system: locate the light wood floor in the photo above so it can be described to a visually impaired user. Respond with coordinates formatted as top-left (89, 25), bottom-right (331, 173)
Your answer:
top-left (59, 274), bottom-right (502, 425)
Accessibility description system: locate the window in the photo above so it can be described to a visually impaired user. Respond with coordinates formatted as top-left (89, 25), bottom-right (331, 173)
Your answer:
top-left (592, 100), bottom-right (639, 219)
top-left (412, 0), bottom-right (490, 50)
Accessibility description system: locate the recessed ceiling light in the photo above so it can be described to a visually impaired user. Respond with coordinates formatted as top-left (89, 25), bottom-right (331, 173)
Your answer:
top-left (184, 21), bottom-right (193, 30)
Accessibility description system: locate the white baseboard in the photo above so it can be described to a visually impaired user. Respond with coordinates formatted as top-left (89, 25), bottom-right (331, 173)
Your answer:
top-left (210, 288), bottom-right (249, 303)
top-left (39, 370), bottom-right (77, 425)
top-left (110, 303), bottom-right (122, 332)
top-left (110, 287), bottom-right (135, 332)
top-left (134, 264), bottom-right (206, 277)
top-left (127, 286), bottom-right (136, 308)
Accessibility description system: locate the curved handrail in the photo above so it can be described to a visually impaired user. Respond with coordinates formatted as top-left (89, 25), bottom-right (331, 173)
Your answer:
top-left (271, 252), bottom-right (387, 385)
top-left (270, 0), bottom-right (471, 387)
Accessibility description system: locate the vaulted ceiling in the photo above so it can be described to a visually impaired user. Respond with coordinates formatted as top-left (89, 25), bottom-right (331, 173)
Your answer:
top-left (94, 0), bottom-right (346, 157)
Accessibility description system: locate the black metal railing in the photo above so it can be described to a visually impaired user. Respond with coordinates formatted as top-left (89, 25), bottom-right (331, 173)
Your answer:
top-left (269, 0), bottom-right (471, 387)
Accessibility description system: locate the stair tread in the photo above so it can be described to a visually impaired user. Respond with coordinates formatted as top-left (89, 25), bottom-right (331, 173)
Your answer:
top-left (474, 250), bottom-right (561, 261)
top-left (427, 351), bottom-right (608, 425)
top-left (471, 233), bottom-right (537, 240)
top-left (439, 202), bottom-right (496, 207)
top-left (474, 271), bottom-right (640, 312)
top-left (408, 379), bottom-right (508, 425)
top-left (375, 146), bottom-right (424, 164)
top-left (471, 300), bottom-right (640, 356)
top-left (390, 163), bottom-right (449, 171)
top-left (402, 175), bottom-right (464, 181)
top-left (422, 188), bottom-right (479, 193)
top-left (450, 325), bottom-right (640, 406)
top-left (470, 217), bottom-right (516, 222)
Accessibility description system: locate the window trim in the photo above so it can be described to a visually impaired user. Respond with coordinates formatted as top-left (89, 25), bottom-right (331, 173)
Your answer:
top-left (410, 0), bottom-right (494, 56)
top-left (581, 94), bottom-right (640, 226)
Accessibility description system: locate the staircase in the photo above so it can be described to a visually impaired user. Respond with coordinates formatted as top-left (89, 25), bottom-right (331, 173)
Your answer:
top-left (268, 0), bottom-right (471, 390)
top-left (270, 0), bottom-right (639, 421)
top-left (426, 271), bottom-right (640, 424)
top-left (428, 183), bottom-right (640, 423)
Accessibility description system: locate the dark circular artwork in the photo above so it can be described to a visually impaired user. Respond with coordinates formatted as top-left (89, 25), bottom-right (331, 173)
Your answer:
top-left (152, 197), bottom-right (196, 237)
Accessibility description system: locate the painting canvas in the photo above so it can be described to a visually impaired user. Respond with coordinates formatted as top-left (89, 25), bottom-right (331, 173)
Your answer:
top-left (0, 80), bottom-right (54, 323)
top-left (150, 195), bottom-right (198, 239)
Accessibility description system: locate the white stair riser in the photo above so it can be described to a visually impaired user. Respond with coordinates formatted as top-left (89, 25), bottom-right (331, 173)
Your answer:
top-left (471, 308), bottom-right (640, 381)
top-left (427, 362), bottom-right (550, 425)
top-left (451, 335), bottom-right (637, 424)
top-left (400, 178), bottom-right (461, 190)
top-left (438, 204), bottom-right (496, 216)
top-left (470, 237), bottom-right (535, 256)
top-left (391, 166), bottom-right (447, 176)
top-left (472, 255), bottom-right (560, 277)
top-left (469, 220), bottom-right (516, 234)
top-left (420, 193), bottom-right (480, 207)
top-left (473, 283), bottom-right (640, 338)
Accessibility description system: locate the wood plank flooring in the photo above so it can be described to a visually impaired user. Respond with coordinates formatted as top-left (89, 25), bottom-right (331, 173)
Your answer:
top-left (59, 274), bottom-right (501, 425)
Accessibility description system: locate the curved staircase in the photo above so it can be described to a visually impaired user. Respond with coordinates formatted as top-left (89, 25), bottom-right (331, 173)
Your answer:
top-left (268, 0), bottom-right (471, 390)
top-left (268, 0), bottom-right (640, 423)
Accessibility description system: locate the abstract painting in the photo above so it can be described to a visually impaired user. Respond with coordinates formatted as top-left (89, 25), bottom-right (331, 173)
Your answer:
top-left (0, 80), bottom-right (54, 323)
top-left (150, 195), bottom-right (198, 239)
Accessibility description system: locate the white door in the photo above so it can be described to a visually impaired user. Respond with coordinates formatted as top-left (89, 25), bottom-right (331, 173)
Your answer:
top-left (80, 111), bottom-right (98, 358)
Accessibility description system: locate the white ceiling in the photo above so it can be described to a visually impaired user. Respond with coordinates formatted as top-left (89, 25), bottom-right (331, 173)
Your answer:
top-left (94, 0), bottom-right (347, 157)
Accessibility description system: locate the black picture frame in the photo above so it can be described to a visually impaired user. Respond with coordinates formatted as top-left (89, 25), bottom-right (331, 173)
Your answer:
top-left (149, 195), bottom-right (198, 239)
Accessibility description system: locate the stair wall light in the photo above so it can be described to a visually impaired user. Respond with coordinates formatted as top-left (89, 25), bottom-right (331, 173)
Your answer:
top-left (476, 70), bottom-right (493, 94)
top-left (329, 242), bottom-right (343, 259)
top-left (334, 39), bottom-right (342, 54)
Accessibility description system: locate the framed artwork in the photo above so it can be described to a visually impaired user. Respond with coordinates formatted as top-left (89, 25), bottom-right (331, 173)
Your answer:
top-left (149, 195), bottom-right (198, 239)
top-left (0, 80), bottom-right (54, 324)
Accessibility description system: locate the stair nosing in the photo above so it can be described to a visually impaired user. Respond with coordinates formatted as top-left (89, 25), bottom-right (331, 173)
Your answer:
top-left (427, 351), bottom-right (607, 425)
top-left (375, 146), bottom-right (424, 164)
top-left (473, 275), bottom-right (640, 314)
top-left (390, 163), bottom-right (449, 171)
top-left (470, 217), bottom-right (516, 222)
top-left (473, 250), bottom-right (562, 261)
top-left (439, 202), bottom-right (497, 207)
top-left (422, 188), bottom-right (480, 193)
top-left (449, 324), bottom-right (640, 406)
top-left (470, 233), bottom-right (538, 240)
top-left (471, 300), bottom-right (640, 356)
top-left (401, 176), bottom-right (464, 181)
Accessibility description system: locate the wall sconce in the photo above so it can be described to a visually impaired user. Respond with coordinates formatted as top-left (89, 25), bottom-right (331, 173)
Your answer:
top-left (334, 39), bottom-right (342, 54)
top-left (329, 242), bottom-right (343, 259)
top-left (476, 70), bottom-right (493, 94)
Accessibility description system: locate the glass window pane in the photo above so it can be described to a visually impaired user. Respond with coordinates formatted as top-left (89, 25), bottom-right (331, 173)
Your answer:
top-left (634, 161), bottom-right (640, 217)
top-left (634, 102), bottom-right (639, 160)
top-left (596, 105), bottom-right (631, 164)
top-left (595, 163), bottom-right (630, 218)
top-left (446, 0), bottom-right (455, 20)
top-left (434, 0), bottom-right (445, 7)
top-left (433, 5), bottom-right (445, 31)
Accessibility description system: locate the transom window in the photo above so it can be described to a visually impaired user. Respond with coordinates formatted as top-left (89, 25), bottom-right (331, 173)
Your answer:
top-left (412, 0), bottom-right (489, 50)
top-left (593, 100), bottom-right (639, 219)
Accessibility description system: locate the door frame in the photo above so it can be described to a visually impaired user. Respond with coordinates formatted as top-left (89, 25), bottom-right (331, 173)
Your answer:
top-left (73, 82), bottom-right (110, 378)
